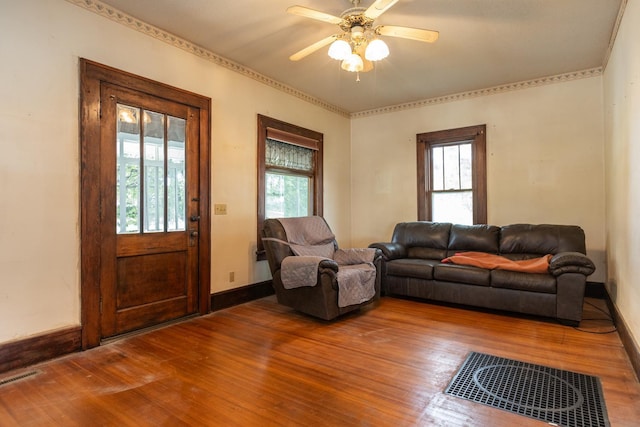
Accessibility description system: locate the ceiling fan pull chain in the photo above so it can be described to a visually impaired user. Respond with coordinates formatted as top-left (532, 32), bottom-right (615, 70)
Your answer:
top-left (356, 71), bottom-right (361, 82)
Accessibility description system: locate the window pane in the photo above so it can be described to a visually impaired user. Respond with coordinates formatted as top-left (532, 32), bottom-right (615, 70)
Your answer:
top-left (167, 116), bottom-right (186, 231)
top-left (143, 111), bottom-right (165, 232)
top-left (443, 145), bottom-right (460, 190)
top-left (432, 146), bottom-right (443, 191)
top-left (266, 138), bottom-right (313, 171)
top-left (459, 143), bottom-right (472, 189)
top-left (432, 191), bottom-right (473, 225)
top-left (116, 104), bottom-right (141, 234)
top-left (265, 171), bottom-right (310, 218)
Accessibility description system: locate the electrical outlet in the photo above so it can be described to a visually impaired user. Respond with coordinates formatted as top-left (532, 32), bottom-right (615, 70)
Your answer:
top-left (229, 271), bottom-right (235, 282)
top-left (214, 204), bottom-right (227, 215)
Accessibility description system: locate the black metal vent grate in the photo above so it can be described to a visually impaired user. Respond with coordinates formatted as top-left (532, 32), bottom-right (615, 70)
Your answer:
top-left (444, 352), bottom-right (610, 427)
top-left (0, 370), bottom-right (39, 387)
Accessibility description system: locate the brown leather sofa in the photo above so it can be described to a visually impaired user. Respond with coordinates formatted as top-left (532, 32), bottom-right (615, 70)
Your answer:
top-left (369, 222), bottom-right (595, 325)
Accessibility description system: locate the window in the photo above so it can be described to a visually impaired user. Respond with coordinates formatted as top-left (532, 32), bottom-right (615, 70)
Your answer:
top-left (116, 104), bottom-right (186, 234)
top-left (257, 115), bottom-right (323, 259)
top-left (417, 125), bottom-right (487, 224)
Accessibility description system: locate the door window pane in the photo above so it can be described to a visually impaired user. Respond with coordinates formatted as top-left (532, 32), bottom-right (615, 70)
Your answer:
top-left (143, 111), bottom-right (165, 233)
top-left (116, 104), bottom-right (187, 234)
top-left (167, 116), bottom-right (186, 231)
top-left (117, 104), bottom-right (141, 233)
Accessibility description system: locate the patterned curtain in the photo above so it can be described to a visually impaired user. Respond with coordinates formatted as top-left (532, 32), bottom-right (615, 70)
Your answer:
top-left (266, 138), bottom-right (313, 172)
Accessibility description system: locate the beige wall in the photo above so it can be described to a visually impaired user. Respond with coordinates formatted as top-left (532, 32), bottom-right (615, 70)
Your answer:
top-left (2, 0), bottom-right (636, 352)
top-left (350, 76), bottom-right (607, 283)
top-left (603, 0), bottom-right (640, 350)
top-left (0, 0), bottom-right (350, 343)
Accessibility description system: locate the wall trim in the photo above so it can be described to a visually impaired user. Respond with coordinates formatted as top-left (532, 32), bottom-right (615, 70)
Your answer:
top-left (0, 326), bottom-right (82, 375)
top-left (211, 281), bottom-right (275, 312)
top-left (64, 0), bottom-right (350, 118)
top-left (351, 67), bottom-right (603, 118)
top-left (606, 294), bottom-right (640, 382)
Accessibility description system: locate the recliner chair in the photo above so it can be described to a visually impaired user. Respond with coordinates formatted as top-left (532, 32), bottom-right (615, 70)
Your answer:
top-left (262, 216), bottom-right (382, 320)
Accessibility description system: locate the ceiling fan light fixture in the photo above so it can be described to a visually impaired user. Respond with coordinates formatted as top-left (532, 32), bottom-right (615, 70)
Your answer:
top-left (328, 39), bottom-right (351, 60)
top-left (341, 52), bottom-right (364, 72)
top-left (365, 38), bottom-right (389, 61)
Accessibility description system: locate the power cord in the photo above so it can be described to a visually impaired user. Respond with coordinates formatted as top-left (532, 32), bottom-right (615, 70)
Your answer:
top-left (572, 299), bottom-right (617, 334)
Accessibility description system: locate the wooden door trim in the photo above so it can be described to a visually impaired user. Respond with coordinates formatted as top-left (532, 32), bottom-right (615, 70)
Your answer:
top-left (80, 59), bottom-right (211, 349)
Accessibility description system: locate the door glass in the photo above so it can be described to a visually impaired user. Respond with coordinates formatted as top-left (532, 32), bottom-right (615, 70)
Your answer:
top-left (117, 104), bottom-right (141, 233)
top-left (143, 111), bottom-right (165, 233)
top-left (116, 104), bottom-right (186, 234)
top-left (167, 116), bottom-right (186, 231)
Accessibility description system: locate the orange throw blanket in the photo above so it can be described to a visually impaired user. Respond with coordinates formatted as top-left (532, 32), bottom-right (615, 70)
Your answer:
top-left (442, 251), bottom-right (552, 273)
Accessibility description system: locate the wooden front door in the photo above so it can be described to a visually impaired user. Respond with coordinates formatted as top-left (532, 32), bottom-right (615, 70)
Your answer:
top-left (100, 85), bottom-right (200, 338)
top-left (81, 60), bottom-right (211, 347)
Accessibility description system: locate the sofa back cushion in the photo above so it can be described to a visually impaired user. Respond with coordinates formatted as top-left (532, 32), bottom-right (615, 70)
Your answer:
top-left (447, 224), bottom-right (500, 256)
top-left (392, 222), bottom-right (451, 260)
top-left (499, 224), bottom-right (586, 257)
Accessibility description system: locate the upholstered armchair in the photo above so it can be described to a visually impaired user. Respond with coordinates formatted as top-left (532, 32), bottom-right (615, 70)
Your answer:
top-left (262, 216), bottom-right (382, 320)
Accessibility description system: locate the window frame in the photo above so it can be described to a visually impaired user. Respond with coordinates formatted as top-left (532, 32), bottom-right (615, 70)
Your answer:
top-left (417, 124), bottom-right (487, 224)
top-left (257, 115), bottom-right (323, 260)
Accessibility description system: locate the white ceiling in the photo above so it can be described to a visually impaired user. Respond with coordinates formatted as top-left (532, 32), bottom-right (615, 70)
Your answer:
top-left (95, 0), bottom-right (623, 114)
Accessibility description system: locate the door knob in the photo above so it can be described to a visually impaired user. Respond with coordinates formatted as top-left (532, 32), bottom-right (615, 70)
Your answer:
top-left (190, 231), bottom-right (199, 237)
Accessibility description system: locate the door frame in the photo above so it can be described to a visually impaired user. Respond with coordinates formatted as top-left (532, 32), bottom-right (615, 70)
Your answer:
top-left (80, 59), bottom-right (211, 349)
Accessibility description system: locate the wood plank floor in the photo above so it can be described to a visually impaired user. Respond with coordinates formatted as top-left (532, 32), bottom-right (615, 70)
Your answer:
top-left (0, 296), bottom-right (638, 426)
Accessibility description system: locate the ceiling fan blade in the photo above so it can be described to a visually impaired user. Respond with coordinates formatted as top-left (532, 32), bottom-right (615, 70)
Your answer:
top-left (377, 25), bottom-right (439, 43)
top-left (286, 6), bottom-right (343, 25)
top-left (364, 0), bottom-right (400, 20)
top-left (289, 35), bottom-right (338, 61)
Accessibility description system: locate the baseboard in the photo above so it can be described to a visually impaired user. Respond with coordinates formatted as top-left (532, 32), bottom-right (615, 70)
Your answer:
top-left (604, 291), bottom-right (640, 382)
top-left (211, 280), bottom-right (274, 312)
top-left (0, 326), bottom-right (82, 375)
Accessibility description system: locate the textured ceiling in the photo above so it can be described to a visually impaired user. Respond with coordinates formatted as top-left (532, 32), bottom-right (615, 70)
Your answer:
top-left (92, 0), bottom-right (622, 114)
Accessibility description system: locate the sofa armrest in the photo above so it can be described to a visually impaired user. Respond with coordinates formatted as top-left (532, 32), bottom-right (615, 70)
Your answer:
top-left (549, 252), bottom-right (595, 276)
top-left (368, 242), bottom-right (406, 260)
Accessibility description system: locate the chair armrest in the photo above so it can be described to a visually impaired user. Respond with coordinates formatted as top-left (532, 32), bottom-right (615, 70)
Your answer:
top-left (334, 248), bottom-right (378, 265)
top-left (318, 258), bottom-right (339, 273)
top-left (549, 252), bottom-right (595, 276)
top-left (368, 242), bottom-right (406, 260)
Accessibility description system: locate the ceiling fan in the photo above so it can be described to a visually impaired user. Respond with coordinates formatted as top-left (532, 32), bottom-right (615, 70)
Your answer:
top-left (287, 0), bottom-right (439, 78)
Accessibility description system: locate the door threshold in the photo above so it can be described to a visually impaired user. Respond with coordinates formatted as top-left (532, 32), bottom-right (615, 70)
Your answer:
top-left (100, 313), bottom-right (200, 345)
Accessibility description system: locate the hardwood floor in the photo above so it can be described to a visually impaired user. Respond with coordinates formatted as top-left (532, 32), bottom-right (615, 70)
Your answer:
top-left (0, 296), bottom-right (638, 426)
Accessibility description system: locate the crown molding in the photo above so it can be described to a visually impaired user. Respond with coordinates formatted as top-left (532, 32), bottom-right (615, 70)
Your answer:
top-left (67, 0), bottom-right (604, 121)
top-left (351, 67), bottom-right (603, 118)
top-left (65, 0), bottom-right (351, 118)
top-left (602, 0), bottom-right (628, 70)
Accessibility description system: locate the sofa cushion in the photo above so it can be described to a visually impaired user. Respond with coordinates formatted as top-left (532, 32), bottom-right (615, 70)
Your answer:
top-left (434, 263), bottom-right (491, 286)
top-left (386, 258), bottom-right (439, 280)
top-left (447, 224), bottom-right (500, 256)
top-left (392, 222), bottom-right (451, 260)
top-left (491, 270), bottom-right (556, 294)
top-left (499, 224), bottom-right (586, 256)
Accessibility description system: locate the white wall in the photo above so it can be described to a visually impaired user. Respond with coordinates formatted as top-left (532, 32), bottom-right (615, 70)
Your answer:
top-left (603, 0), bottom-right (640, 350)
top-left (0, 0), bottom-right (350, 343)
top-left (351, 76), bottom-right (607, 283)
